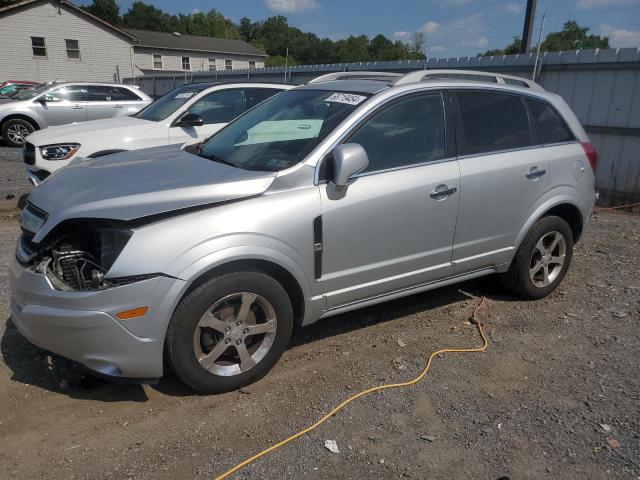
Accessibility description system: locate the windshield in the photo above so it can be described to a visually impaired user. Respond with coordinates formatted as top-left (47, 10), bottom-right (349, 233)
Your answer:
top-left (198, 89), bottom-right (370, 172)
top-left (15, 83), bottom-right (48, 100)
top-left (134, 84), bottom-right (210, 122)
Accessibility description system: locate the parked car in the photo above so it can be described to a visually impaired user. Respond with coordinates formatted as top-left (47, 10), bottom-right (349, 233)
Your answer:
top-left (0, 81), bottom-right (39, 99)
top-left (0, 82), bottom-right (151, 148)
top-left (10, 70), bottom-right (596, 393)
top-left (23, 82), bottom-right (291, 185)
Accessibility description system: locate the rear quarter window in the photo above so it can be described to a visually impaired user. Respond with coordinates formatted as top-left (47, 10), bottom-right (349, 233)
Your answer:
top-left (526, 98), bottom-right (575, 144)
top-left (455, 91), bottom-right (531, 155)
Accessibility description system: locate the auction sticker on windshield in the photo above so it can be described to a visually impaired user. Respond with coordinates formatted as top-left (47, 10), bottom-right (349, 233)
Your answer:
top-left (325, 93), bottom-right (367, 105)
top-left (175, 92), bottom-right (195, 99)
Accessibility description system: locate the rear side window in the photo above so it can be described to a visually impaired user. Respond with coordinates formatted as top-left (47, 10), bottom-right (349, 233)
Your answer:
top-left (110, 87), bottom-right (142, 101)
top-left (456, 91), bottom-right (531, 155)
top-left (526, 98), bottom-right (574, 144)
top-left (348, 93), bottom-right (445, 173)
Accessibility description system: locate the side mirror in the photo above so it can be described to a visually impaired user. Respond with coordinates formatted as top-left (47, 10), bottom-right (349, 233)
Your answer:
top-left (176, 113), bottom-right (203, 127)
top-left (331, 143), bottom-right (369, 187)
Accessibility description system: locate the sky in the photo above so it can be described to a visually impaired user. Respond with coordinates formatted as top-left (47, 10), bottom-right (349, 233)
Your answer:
top-left (90, 0), bottom-right (640, 57)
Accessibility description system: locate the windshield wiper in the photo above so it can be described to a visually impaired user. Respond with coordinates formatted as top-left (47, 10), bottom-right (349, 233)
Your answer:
top-left (198, 152), bottom-right (237, 168)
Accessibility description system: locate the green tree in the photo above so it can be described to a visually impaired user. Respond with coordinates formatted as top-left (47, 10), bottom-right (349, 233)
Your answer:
top-left (122, 2), bottom-right (180, 32)
top-left (541, 20), bottom-right (609, 51)
top-left (179, 10), bottom-right (239, 38)
top-left (84, 0), bottom-right (120, 25)
top-left (239, 17), bottom-right (260, 43)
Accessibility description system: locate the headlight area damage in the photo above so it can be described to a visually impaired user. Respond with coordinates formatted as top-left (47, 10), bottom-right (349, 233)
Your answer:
top-left (17, 218), bottom-right (156, 291)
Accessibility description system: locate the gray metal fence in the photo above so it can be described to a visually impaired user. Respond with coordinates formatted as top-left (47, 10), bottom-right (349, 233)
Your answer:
top-left (125, 48), bottom-right (640, 208)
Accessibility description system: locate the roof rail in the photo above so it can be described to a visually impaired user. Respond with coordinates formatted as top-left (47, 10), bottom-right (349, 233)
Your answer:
top-left (392, 69), bottom-right (544, 91)
top-left (308, 71), bottom-right (402, 84)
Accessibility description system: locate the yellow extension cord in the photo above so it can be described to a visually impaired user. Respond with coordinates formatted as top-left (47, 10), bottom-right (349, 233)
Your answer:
top-left (214, 292), bottom-right (490, 479)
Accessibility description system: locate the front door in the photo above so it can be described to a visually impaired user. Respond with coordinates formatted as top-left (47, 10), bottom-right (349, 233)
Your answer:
top-left (318, 92), bottom-right (460, 309)
top-left (451, 90), bottom-right (550, 273)
top-left (37, 85), bottom-right (86, 126)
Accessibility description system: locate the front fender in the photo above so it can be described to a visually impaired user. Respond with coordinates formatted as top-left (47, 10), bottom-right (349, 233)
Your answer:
top-left (175, 243), bottom-right (313, 302)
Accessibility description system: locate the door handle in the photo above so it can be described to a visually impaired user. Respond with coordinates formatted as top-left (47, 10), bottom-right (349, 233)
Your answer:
top-left (526, 167), bottom-right (546, 179)
top-left (71, 104), bottom-right (83, 109)
top-left (429, 185), bottom-right (457, 199)
top-left (113, 104), bottom-right (123, 109)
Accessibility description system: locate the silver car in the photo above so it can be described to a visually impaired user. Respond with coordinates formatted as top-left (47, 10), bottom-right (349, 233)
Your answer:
top-left (0, 82), bottom-right (151, 147)
top-left (10, 70), bottom-right (596, 393)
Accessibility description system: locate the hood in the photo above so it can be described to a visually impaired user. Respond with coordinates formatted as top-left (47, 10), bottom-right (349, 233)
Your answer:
top-left (29, 144), bottom-right (276, 242)
top-left (27, 116), bottom-right (157, 145)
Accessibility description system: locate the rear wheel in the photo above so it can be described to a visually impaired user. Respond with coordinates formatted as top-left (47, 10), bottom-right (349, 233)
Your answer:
top-left (2, 118), bottom-right (35, 148)
top-left (165, 271), bottom-right (293, 393)
top-left (501, 215), bottom-right (574, 299)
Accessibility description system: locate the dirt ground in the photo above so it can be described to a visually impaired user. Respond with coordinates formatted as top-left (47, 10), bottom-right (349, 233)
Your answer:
top-left (0, 149), bottom-right (638, 480)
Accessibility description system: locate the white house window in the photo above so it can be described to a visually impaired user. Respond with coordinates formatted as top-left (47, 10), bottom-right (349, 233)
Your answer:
top-left (153, 54), bottom-right (163, 70)
top-left (31, 36), bottom-right (46, 57)
top-left (225, 59), bottom-right (233, 71)
top-left (65, 39), bottom-right (80, 59)
top-left (208, 58), bottom-right (216, 71)
top-left (249, 60), bottom-right (256, 70)
top-left (182, 56), bottom-right (190, 70)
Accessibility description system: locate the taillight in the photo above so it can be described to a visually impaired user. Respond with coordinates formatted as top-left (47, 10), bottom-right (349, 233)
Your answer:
top-left (581, 142), bottom-right (598, 173)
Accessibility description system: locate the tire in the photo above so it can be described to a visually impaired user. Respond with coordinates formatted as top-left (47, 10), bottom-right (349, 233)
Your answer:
top-left (2, 118), bottom-right (35, 148)
top-left (501, 215), bottom-right (574, 299)
top-left (165, 271), bottom-right (293, 394)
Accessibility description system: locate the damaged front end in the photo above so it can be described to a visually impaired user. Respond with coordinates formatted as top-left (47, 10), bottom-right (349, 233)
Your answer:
top-left (18, 203), bottom-right (153, 291)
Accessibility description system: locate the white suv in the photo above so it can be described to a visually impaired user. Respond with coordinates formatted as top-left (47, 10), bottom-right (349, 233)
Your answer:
top-left (23, 82), bottom-right (291, 185)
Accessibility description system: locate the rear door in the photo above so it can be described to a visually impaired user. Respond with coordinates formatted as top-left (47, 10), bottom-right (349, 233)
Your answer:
top-left (318, 91), bottom-right (460, 309)
top-left (451, 89), bottom-right (549, 273)
top-left (37, 85), bottom-right (86, 126)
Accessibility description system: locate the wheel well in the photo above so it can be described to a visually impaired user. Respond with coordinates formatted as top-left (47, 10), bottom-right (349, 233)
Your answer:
top-left (0, 114), bottom-right (39, 131)
top-left (185, 259), bottom-right (306, 328)
top-left (543, 203), bottom-right (584, 242)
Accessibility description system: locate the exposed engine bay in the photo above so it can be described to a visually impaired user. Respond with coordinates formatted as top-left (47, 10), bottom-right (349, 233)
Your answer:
top-left (17, 207), bottom-right (154, 291)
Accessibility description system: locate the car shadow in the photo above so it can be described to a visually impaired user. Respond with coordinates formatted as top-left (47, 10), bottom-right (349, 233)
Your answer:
top-left (1, 276), bottom-right (505, 401)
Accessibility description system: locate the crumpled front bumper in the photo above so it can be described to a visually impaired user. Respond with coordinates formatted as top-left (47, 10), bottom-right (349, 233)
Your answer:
top-left (9, 260), bottom-right (187, 379)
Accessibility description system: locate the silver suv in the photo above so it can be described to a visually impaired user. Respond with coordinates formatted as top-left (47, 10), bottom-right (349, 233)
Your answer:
top-left (10, 70), bottom-right (596, 393)
top-left (0, 82), bottom-right (151, 147)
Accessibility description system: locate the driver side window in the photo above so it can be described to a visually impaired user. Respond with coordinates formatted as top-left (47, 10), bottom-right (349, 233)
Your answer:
top-left (348, 93), bottom-right (446, 174)
top-left (187, 89), bottom-right (245, 124)
top-left (44, 85), bottom-right (85, 102)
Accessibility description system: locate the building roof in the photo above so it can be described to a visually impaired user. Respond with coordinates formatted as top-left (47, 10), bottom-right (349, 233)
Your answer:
top-left (0, 0), bottom-right (267, 58)
top-left (124, 29), bottom-right (267, 57)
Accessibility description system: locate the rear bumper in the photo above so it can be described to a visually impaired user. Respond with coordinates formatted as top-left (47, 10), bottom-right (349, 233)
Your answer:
top-left (9, 260), bottom-right (186, 379)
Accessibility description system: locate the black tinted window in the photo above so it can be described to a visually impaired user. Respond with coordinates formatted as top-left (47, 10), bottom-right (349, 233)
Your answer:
top-left (109, 87), bottom-right (141, 101)
top-left (245, 88), bottom-right (282, 110)
top-left (85, 85), bottom-right (109, 101)
top-left (456, 91), bottom-right (531, 155)
top-left (526, 98), bottom-right (574, 144)
top-left (187, 89), bottom-right (245, 124)
top-left (348, 93), bottom-right (445, 173)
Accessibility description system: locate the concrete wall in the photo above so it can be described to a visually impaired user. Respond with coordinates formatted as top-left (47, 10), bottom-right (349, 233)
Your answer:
top-left (0, 0), bottom-right (134, 82)
top-left (132, 47), bottom-right (265, 74)
top-left (126, 48), bottom-right (640, 207)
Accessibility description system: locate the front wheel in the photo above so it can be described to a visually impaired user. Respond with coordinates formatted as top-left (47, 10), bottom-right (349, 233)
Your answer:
top-left (2, 118), bottom-right (35, 148)
top-left (165, 271), bottom-right (293, 394)
top-left (501, 215), bottom-right (574, 299)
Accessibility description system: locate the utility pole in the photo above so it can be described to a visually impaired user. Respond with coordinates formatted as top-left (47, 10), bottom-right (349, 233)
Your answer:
top-left (532, 13), bottom-right (546, 80)
top-left (520, 0), bottom-right (538, 54)
top-left (284, 47), bottom-right (289, 84)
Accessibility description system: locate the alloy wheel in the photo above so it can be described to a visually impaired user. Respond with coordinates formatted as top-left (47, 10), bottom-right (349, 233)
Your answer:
top-left (6, 124), bottom-right (30, 145)
top-left (193, 292), bottom-right (278, 376)
top-left (529, 231), bottom-right (566, 287)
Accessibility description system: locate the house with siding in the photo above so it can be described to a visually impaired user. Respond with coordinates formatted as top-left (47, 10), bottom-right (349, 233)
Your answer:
top-left (0, 0), bottom-right (267, 83)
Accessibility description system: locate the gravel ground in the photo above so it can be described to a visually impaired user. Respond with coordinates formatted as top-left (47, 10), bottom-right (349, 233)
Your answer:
top-left (0, 151), bottom-right (638, 480)
top-left (0, 145), bottom-right (32, 199)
